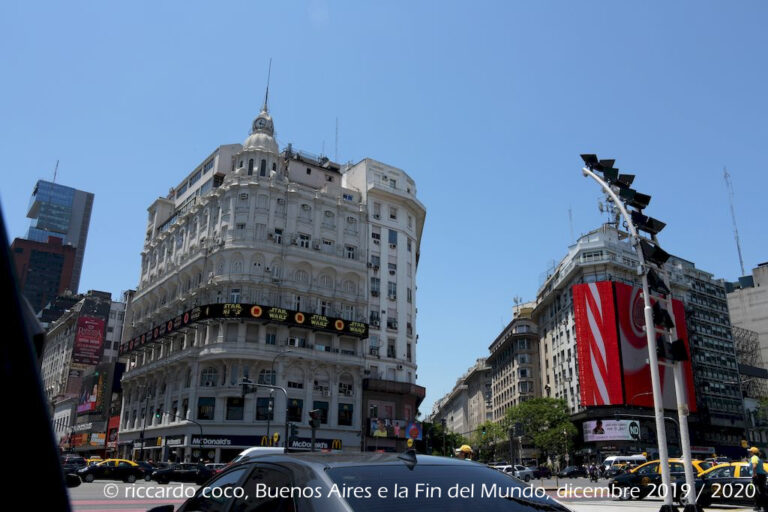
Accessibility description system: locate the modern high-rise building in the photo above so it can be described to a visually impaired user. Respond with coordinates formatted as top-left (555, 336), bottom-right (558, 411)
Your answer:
top-left (26, 180), bottom-right (94, 294)
top-left (533, 223), bottom-right (744, 460)
top-left (11, 236), bottom-right (77, 313)
top-left (117, 101), bottom-right (425, 461)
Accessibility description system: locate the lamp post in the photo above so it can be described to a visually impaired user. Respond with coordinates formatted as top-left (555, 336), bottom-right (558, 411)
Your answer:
top-left (266, 350), bottom-right (293, 443)
top-left (242, 378), bottom-right (289, 451)
top-left (138, 385), bottom-right (152, 461)
top-left (581, 155), bottom-right (685, 512)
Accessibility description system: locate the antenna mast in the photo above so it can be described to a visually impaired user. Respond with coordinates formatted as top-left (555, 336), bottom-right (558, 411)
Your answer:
top-left (53, 160), bottom-right (59, 183)
top-left (724, 167), bottom-right (746, 276)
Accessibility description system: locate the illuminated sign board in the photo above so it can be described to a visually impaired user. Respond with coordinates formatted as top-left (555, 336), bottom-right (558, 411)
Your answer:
top-left (120, 303), bottom-right (369, 355)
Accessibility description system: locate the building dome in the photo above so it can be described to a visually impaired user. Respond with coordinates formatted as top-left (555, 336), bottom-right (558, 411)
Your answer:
top-left (243, 109), bottom-right (278, 154)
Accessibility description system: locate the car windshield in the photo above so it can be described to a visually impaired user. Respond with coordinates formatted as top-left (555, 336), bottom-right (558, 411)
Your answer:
top-left (326, 464), bottom-right (570, 512)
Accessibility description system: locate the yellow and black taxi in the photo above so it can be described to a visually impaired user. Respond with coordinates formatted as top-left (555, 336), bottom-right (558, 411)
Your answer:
top-left (77, 458), bottom-right (148, 483)
top-left (608, 458), bottom-right (712, 499)
top-left (673, 461), bottom-right (768, 507)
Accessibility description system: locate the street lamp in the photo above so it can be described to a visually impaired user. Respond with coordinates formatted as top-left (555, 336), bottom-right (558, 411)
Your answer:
top-left (581, 154), bottom-right (694, 512)
top-left (266, 349), bottom-right (293, 442)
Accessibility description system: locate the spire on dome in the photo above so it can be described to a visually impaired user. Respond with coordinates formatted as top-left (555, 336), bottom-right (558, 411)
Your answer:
top-left (262, 58), bottom-right (272, 113)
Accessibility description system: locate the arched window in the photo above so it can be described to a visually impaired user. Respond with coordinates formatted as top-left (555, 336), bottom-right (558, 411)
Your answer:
top-left (200, 367), bottom-right (218, 387)
top-left (319, 274), bottom-right (333, 289)
top-left (231, 259), bottom-right (243, 274)
top-left (344, 280), bottom-right (356, 294)
top-left (339, 373), bottom-right (354, 396)
top-left (295, 270), bottom-right (309, 284)
top-left (258, 369), bottom-right (274, 385)
top-left (260, 159), bottom-right (267, 176)
top-left (248, 159), bottom-right (254, 174)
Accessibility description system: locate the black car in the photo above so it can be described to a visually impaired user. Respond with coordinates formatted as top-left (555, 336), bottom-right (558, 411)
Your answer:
top-left (60, 455), bottom-right (87, 475)
top-left (146, 451), bottom-right (574, 512)
top-left (153, 463), bottom-right (215, 485)
top-left (533, 466), bottom-right (552, 479)
top-left (673, 462), bottom-right (761, 508)
top-left (609, 460), bottom-right (710, 500)
top-left (557, 466), bottom-right (587, 478)
top-left (77, 459), bottom-right (147, 483)
top-left (136, 461), bottom-right (156, 481)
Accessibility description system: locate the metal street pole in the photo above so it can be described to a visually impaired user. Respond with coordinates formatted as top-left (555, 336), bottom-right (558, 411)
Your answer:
top-left (138, 387), bottom-right (151, 461)
top-left (267, 350), bottom-right (293, 443)
top-left (242, 379), bottom-right (289, 450)
top-left (582, 165), bottom-right (675, 511)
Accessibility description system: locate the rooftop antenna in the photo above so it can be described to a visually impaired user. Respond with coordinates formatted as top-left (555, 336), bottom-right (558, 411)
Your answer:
top-left (262, 58), bottom-right (272, 112)
top-left (724, 167), bottom-right (746, 276)
top-left (335, 117), bottom-right (339, 162)
top-left (52, 160), bottom-right (59, 183)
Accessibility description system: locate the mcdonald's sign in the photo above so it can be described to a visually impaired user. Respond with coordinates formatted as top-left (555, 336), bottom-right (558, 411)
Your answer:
top-left (260, 435), bottom-right (271, 446)
top-left (331, 439), bottom-right (342, 451)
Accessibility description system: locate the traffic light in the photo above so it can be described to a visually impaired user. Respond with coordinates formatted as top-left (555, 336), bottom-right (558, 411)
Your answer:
top-left (309, 409), bottom-right (321, 429)
top-left (652, 301), bottom-right (675, 329)
top-left (640, 239), bottom-right (670, 267)
top-left (155, 409), bottom-right (162, 420)
top-left (289, 423), bottom-right (298, 439)
top-left (647, 269), bottom-right (671, 296)
top-left (481, 425), bottom-right (486, 437)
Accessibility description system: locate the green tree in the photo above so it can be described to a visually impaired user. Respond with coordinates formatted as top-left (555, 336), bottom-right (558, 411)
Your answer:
top-left (504, 398), bottom-right (577, 459)
top-left (426, 422), bottom-right (468, 457)
top-left (469, 420), bottom-right (506, 462)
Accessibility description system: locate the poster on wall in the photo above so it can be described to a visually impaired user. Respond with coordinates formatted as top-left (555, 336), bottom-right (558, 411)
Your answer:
top-left (72, 316), bottom-right (106, 365)
top-left (583, 419), bottom-right (641, 442)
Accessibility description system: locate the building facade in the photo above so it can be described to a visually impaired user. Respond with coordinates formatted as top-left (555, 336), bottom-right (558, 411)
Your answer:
top-left (487, 304), bottom-right (539, 424)
top-left (40, 290), bottom-right (125, 402)
top-left (117, 102), bottom-right (425, 461)
top-left (26, 180), bottom-right (94, 294)
top-left (429, 358), bottom-right (492, 438)
top-left (727, 263), bottom-right (768, 366)
top-left (11, 236), bottom-right (77, 313)
top-left (533, 223), bottom-right (744, 459)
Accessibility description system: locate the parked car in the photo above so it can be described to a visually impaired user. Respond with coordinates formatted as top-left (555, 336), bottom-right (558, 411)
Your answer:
top-left (136, 461), bottom-right (156, 481)
top-left (77, 458), bottom-right (147, 483)
top-left (601, 455), bottom-right (647, 472)
top-left (604, 463), bottom-right (630, 478)
top-left (60, 455), bottom-right (87, 474)
top-left (145, 451), bottom-right (573, 512)
top-left (557, 466), bottom-right (587, 478)
top-left (533, 466), bottom-right (552, 479)
top-left (152, 463), bottom-right (215, 485)
top-left (608, 458), bottom-right (712, 499)
top-left (514, 465), bottom-right (535, 482)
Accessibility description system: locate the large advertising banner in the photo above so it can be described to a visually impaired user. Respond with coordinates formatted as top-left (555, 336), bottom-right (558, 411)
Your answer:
top-left (573, 282), bottom-right (623, 406)
top-left (583, 419), bottom-right (641, 442)
top-left (615, 282), bottom-right (696, 412)
top-left (72, 316), bottom-right (106, 365)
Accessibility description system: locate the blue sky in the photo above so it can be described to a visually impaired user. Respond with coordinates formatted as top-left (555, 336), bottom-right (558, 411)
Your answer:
top-left (2, 1), bottom-right (766, 415)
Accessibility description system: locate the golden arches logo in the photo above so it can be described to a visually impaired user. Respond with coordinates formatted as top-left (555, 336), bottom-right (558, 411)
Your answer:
top-left (260, 435), bottom-right (270, 446)
top-left (331, 439), bottom-right (342, 450)
top-left (250, 306), bottom-right (263, 318)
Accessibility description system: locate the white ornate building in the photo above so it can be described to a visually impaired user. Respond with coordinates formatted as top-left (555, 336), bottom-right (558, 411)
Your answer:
top-left (118, 100), bottom-right (425, 461)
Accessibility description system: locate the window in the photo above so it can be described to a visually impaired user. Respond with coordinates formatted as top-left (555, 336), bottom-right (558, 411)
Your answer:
top-left (230, 288), bottom-right (241, 302)
top-left (370, 277), bottom-right (380, 294)
top-left (371, 232), bottom-right (381, 242)
top-left (338, 403), bottom-right (353, 426)
top-left (388, 230), bottom-right (397, 246)
top-left (390, 179), bottom-right (397, 189)
top-left (299, 234), bottom-right (310, 248)
top-left (343, 193), bottom-right (353, 201)
top-left (407, 238), bottom-right (412, 252)
top-left (226, 397), bottom-right (244, 420)
top-left (287, 398), bottom-right (303, 423)
top-left (197, 397), bottom-right (215, 420)
top-left (265, 331), bottom-right (277, 345)
top-left (345, 245), bottom-right (357, 259)
top-left (258, 369), bottom-right (275, 385)
top-left (273, 228), bottom-right (283, 244)
top-left (260, 159), bottom-right (267, 176)
top-left (388, 282), bottom-right (397, 300)
top-left (388, 263), bottom-right (397, 273)
top-left (306, 167), bottom-right (312, 175)
top-left (238, 465), bottom-right (296, 512)
top-left (408, 215), bottom-right (413, 229)
top-left (200, 367), bottom-right (218, 387)
top-left (256, 397), bottom-right (274, 421)
top-left (248, 159), bottom-right (254, 173)
top-left (326, 175), bottom-right (333, 182)
top-left (239, 192), bottom-right (248, 201)
top-left (312, 401), bottom-right (329, 424)
top-left (407, 287), bottom-right (412, 303)
top-left (373, 202), bottom-right (381, 219)
top-left (389, 207), bottom-right (397, 220)
top-left (387, 341), bottom-right (396, 358)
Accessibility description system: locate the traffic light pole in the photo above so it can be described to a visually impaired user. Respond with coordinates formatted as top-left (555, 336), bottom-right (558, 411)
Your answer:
top-left (242, 379), bottom-right (289, 451)
top-left (582, 165), bottom-right (676, 512)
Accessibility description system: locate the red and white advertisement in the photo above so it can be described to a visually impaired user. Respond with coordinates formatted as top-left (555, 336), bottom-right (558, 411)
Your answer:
top-left (573, 282), bottom-right (623, 406)
top-left (72, 316), bottom-right (106, 366)
top-left (615, 282), bottom-right (696, 412)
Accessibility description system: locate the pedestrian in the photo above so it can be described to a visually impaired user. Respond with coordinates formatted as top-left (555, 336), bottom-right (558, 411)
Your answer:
top-left (750, 446), bottom-right (767, 511)
top-left (456, 445), bottom-right (473, 460)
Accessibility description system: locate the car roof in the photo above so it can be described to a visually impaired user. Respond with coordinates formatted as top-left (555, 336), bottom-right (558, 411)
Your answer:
top-left (240, 452), bottom-right (479, 470)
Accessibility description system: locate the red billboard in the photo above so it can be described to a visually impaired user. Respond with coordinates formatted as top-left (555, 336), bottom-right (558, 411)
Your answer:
top-left (72, 316), bottom-right (106, 365)
top-left (573, 282), bottom-right (623, 405)
top-left (573, 281), bottom-right (696, 412)
top-left (615, 282), bottom-right (696, 412)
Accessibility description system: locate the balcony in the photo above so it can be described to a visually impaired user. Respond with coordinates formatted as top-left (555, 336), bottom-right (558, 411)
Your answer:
top-left (363, 378), bottom-right (426, 405)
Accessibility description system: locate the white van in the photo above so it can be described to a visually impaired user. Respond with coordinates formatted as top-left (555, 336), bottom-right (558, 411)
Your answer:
top-left (602, 454), bottom-right (647, 470)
